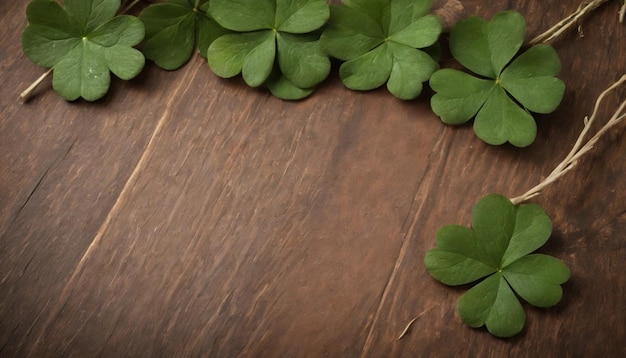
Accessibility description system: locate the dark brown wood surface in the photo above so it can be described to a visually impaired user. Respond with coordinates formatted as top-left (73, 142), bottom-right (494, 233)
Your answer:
top-left (1, 1), bottom-right (625, 357)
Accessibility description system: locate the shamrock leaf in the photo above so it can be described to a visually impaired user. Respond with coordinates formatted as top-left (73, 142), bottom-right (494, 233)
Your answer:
top-left (207, 0), bottom-right (331, 100)
top-left (430, 11), bottom-right (565, 147)
top-left (139, 0), bottom-right (228, 70)
top-left (424, 194), bottom-right (570, 338)
top-left (21, 0), bottom-right (145, 101)
top-left (320, 0), bottom-right (442, 100)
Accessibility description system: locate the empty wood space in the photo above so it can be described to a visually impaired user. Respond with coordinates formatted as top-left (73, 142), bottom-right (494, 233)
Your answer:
top-left (1, 0), bottom-right (625, 356)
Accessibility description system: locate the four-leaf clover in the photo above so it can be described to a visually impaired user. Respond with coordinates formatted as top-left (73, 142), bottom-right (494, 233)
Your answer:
top-left (139, 0), bottom-right (228, 70)
top-left (424, 194), bottom-right (570, 337)
top-left (21, 0), bottom-right (145, 101)
top-left (207, 0), bottom-right (331, 100)
top-left (430, 11), bottom-right (565, 147)
top-left (320, 0), bottom-right (442, 100)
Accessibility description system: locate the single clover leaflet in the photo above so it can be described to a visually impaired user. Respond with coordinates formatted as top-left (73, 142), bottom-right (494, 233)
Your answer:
top-left (430, 11), bottom-right (566, 147)
top-left (139, 0), bottom-right (228, 70)
top-left (21, 0), bottom-right (145, 101)
top-left (207, 0), bottom-right (331, 100)
top-left (424, 194), bottom-right (570, 338)
top-left (320, 0), bottom-right (442, 100)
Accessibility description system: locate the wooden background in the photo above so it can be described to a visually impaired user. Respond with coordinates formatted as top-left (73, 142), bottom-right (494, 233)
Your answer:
top-left (1, 0), bottom-right (625, 356)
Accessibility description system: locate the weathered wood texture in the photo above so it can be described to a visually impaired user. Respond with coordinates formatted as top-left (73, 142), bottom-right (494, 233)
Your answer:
top-left (1, 1), bottom-right (625, 357)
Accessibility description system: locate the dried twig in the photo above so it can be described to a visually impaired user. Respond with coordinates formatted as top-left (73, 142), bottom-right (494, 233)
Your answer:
top-left (432, 0), bottom-right (466, 32)
top-left (398, 317), bottom-right (419, 340)
top-left (530, 0), bottom-right (611, 45)
top-left (397, 305), bottom-right (437, 340)
top-left (511, 74), bottom-right (626, 205)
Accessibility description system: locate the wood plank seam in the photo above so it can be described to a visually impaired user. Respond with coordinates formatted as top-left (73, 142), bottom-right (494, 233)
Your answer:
top-left (25, 61), bottom-right (205, 357)
top-left (360, 126), bottom-right (452, 357)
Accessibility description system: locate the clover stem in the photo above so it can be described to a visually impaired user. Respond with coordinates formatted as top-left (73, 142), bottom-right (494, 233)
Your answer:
top-left (530, 0), bottom-right (610, 45)
top-left (510, 74), bottom-right (626, 205)
top-left (20, 68), bottom-right (53, 102)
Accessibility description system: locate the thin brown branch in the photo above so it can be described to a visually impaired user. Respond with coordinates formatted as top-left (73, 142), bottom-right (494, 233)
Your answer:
top-left (511, 74), bottom-right (626, 205)
top-left (432, 0), bottom-right (466, 32)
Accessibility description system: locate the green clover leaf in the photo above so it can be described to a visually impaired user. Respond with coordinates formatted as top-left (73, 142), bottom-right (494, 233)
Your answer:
top-left (138, 0), bottom-right (228, 70)
top-left (207, 0), bottom-right (331, 100)
top-left (430, 11), bottom-right (565, 147)
top-left (424, 194), bottom-right (570, 338)
top-left (265, 71), bottom-right (315, 100)
top-left (320, 0), bottom-right (442, 100)
top-left (21, 0), bottom-right (145, 101)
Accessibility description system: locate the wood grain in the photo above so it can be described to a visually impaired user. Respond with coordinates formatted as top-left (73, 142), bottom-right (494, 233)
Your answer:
top-left (1, 0), bottom-right (625, 357)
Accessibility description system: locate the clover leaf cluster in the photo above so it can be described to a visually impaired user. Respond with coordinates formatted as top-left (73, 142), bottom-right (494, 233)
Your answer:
top-left (320, 0), bottom-right (442, 99)
top-left (136, 0), bottom-right (444, 102)
top-left (425, 194), bottom-right (570, 338)
top-left (19, 0), bottom-right (577, 341)
top-left (139, 0), bottom-right (228, 70)
top-left (206, 0), bottom-right (332, 100)
top-left (21, 0), bottom-right (145, 101)
top-left (430, 11), bottom-right (566, 147)
top-left (21, 2), bottom-right (567, 149)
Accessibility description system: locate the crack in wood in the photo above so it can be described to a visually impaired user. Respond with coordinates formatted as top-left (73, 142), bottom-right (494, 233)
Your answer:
top-left (0, 137), bottom-right (77, 242)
